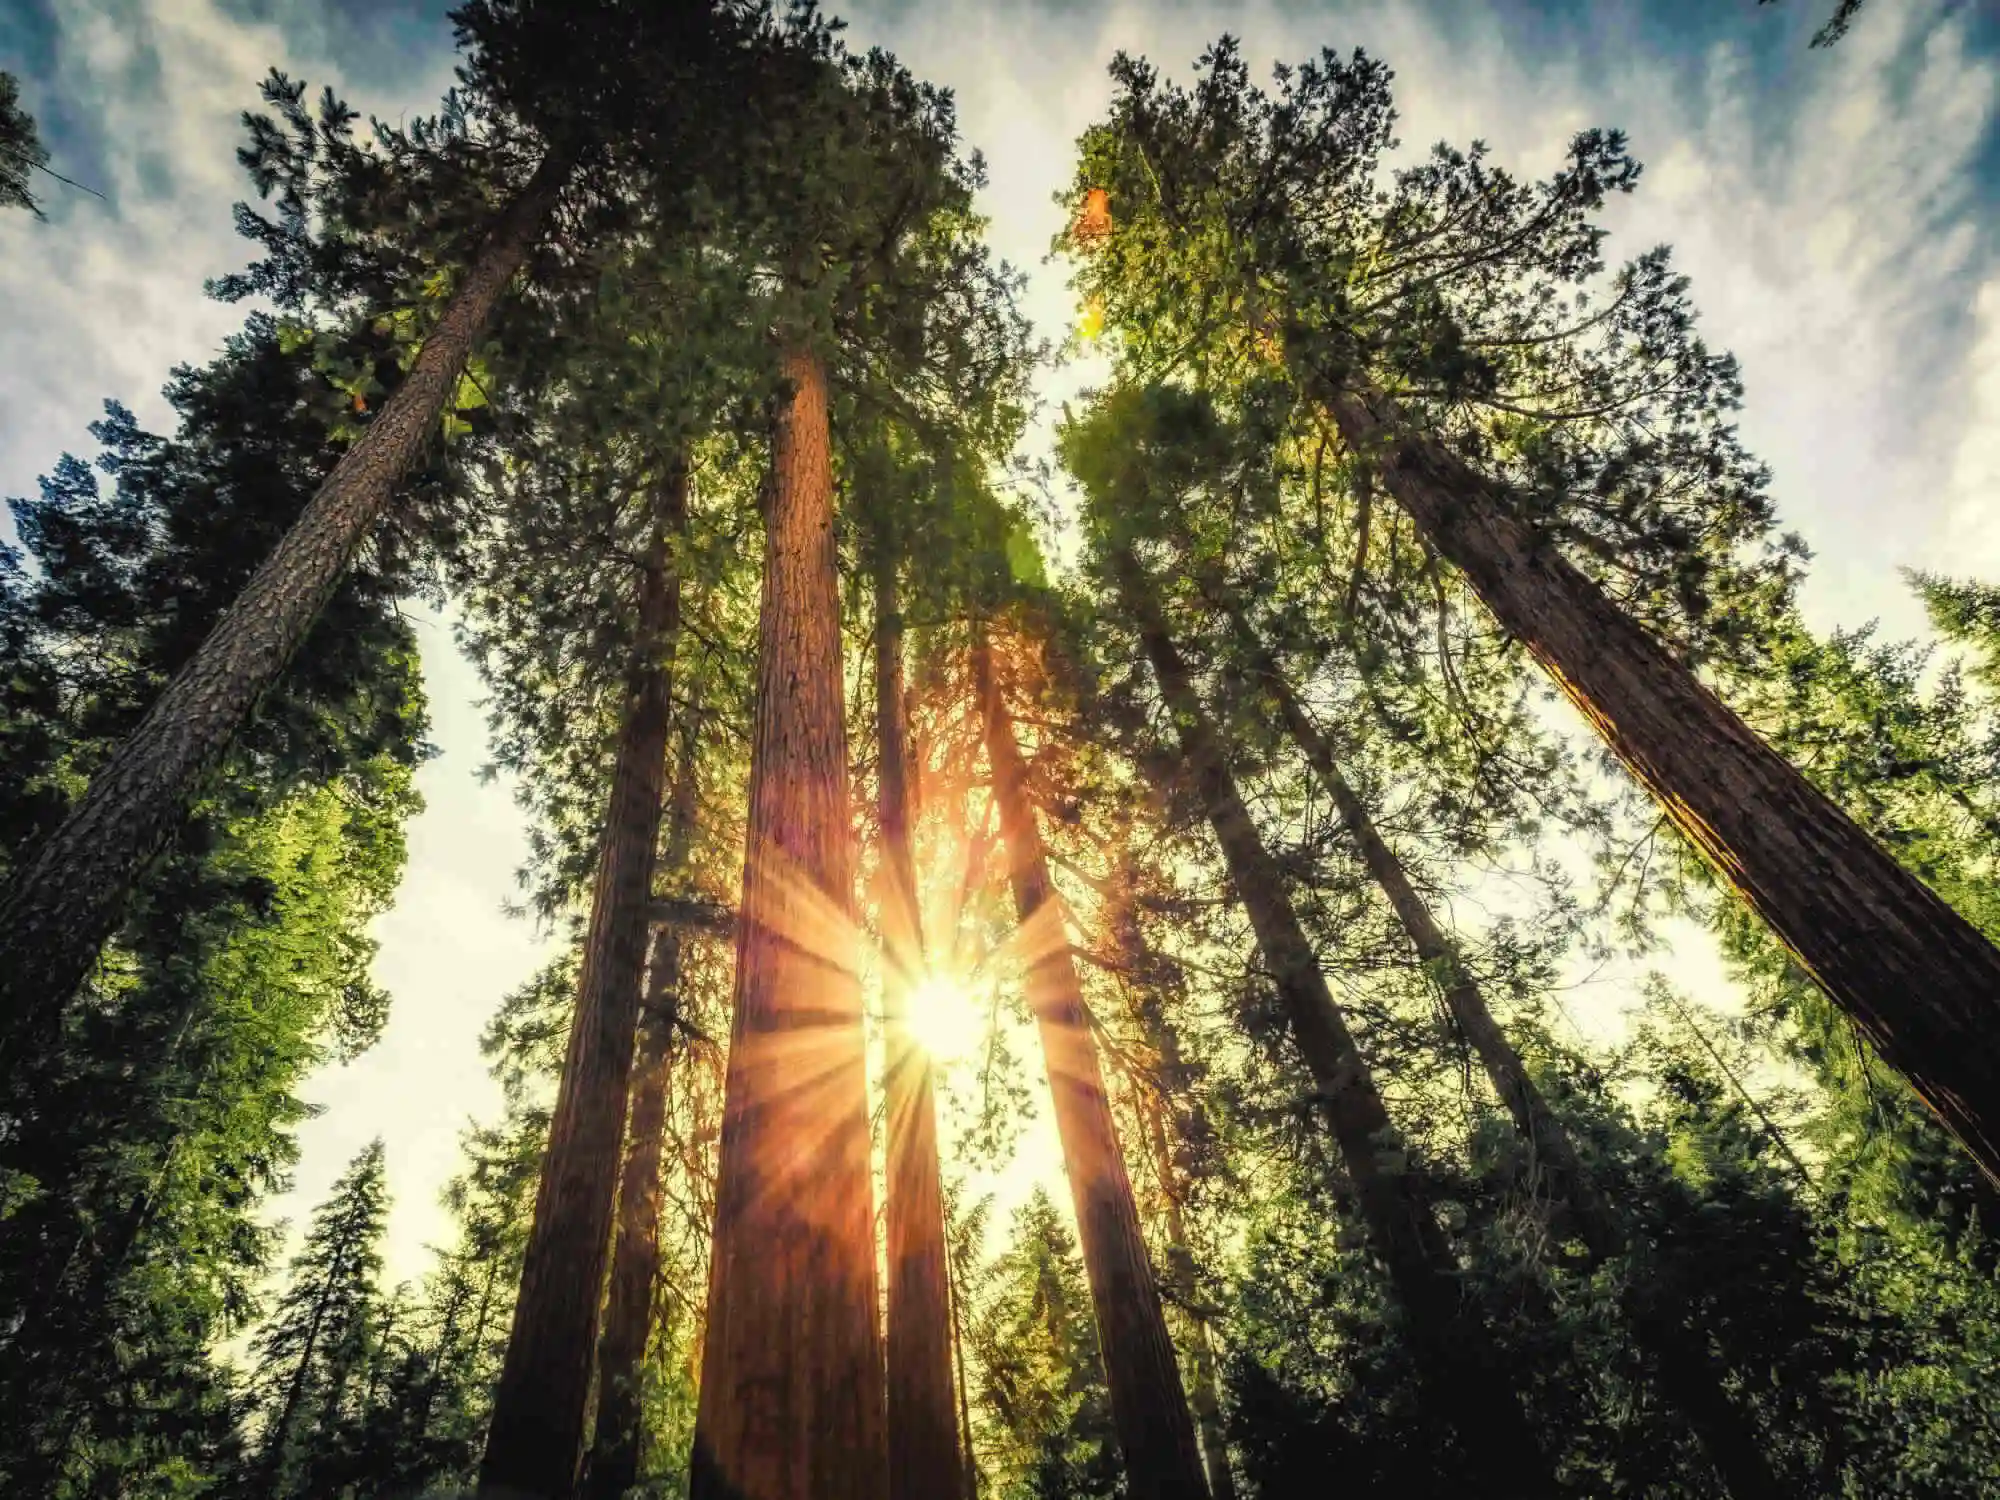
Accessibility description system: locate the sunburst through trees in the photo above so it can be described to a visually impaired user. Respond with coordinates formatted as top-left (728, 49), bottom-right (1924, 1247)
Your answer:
top-left (0, 1), bottom-right (1996, 1497)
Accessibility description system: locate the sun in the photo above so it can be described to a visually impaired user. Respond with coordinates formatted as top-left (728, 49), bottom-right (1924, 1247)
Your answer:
top-left (904, 971), bottom-right (987, 1066)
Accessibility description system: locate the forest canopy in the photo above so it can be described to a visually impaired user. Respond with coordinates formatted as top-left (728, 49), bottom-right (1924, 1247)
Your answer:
top-left (0, 1), bottom-right (1995, 1497)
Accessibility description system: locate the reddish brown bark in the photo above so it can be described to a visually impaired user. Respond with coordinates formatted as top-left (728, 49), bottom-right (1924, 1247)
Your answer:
top-left (1234, 619), bottom-right (1781, 1495)
top-left (585, 715), bottom-right (703, 1500)
top-left (972, 636), bottom-right (1210, 1500)
top-left (479, 461), bottom-right (687, 1500)
top-left (1323, 383), bottom-right (2000, 1189)
top-left (1117, 567), bottom-right (1554, 1492)
top-left (875, 553), bottom-right (964, 1500)
top-left (0, 153), bottom-right (570, 1040)
top-left (690, 347), bottom-right (887, 1500)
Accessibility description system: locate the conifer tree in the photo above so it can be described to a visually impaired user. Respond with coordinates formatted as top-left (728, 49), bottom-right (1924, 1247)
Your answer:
top-left (873, 505), bottom-right (964, 1500)
top-left (586, 712), bottom-right (705, 1500)
top-left (965, 1188), bottom-right (1125, 1500)
top-left (0, 322), bottom-right (425, 1496)
top-left (976, 632), bottom-right (1213, 1500)
top-left (242, 1140), bottom-right (390, 1500)
top-left (1067, 42), bottom-right (2000, 1189)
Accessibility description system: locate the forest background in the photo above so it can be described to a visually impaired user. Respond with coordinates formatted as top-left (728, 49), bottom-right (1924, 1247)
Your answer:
top-left (2, 0), bottom-right (1998, 1292)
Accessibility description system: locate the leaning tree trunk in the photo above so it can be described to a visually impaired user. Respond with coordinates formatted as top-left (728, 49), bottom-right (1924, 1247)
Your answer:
top-left (972, 635), bottom-right (1211, 1500)
top-left (1232, 613), bottom-right (1783, 1497)
top-left (1320, 382), bottom-right (2000, 1189)
top-left (1116, 564), bottom-right (1555, 1492)
top-left (0, 152), bottom-right (570, 1041)
top-left (875, 550), bottom-right (964, 1500)
top-left (585, 713), bottom-right (704, 1500)
top-left (478, 460), bottom-right (687, 1500)
top-left (690, 347), bottom-right (888, 1500)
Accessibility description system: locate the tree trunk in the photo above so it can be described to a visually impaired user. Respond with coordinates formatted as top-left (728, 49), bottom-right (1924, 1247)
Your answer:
top-left (1115, 564), bottom-right (1554, 1493)
top-left (1232, 612), bottom-right (1783, 1496)
top-left (0, 152), bottom-right (570, 1041)
top-left (972, 635), bottom-right (1210, 1500)
top-left (690, 347), bottom-right (887, 1500)
top-left (584, 713), bottom-right (703, 1500)
top-left (1321, 382), bottom-right (2000, 1189)
top-left (1134, 1086), bottom-right (1236, 1500)
top-left (479, 460), bottom-right (687, 1500)
top-left (875, 551), bottom-right (964, 1500)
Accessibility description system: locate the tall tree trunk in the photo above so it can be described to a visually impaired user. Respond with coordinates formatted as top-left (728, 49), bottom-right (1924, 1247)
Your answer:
top-left (1134, 1086), bottom-right (1236, 1500)
top-left (690, 347), bottom-right (887, 1500)
top-left (0, 152), bottom-right (570, 1040)
top-left (584, 713), bottom-right (703, 1500)
top-left (1114, 563), bottom-right (1555, 1492)
top-left (1231, 611), bottom-right (1784, 1496)
top-left (1320, 382), bottom-right (2000, 1189)
top-left (972, 635), bottom-right (1210, 1500)
top-left (479, 460), bottom-right (687, 1500)
top-left (875, 550), bottom-right (964, 1500)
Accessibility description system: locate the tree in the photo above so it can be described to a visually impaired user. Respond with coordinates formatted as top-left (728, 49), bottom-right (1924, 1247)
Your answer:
top-left (241, 1141), bottom-right (390, 1499)
top-left (0, 322), bottom-right (425, 1496)
top-left (1067, 41), bottom-right (2000, 1190)
top-left (976, 633), bottom-right (1213, 1500)
top-left (875, 517), bottom-right (965, 1500)
top-left (0, 87), bottom-right (566, 1022)
top-left (0, 70), bottom-right (47, 216)
top-left (0, 0), bottom-right (763, 1031)
top-left (964, 1188), bottom-right (1124, 1500)
top-left (1097, 557), bottom-right (1557, 1489)
top-left (585, 711), bottom-right (705, 1500)
top-left (1759, 0), bottom-right (1872, 48)
top-left (479, 460), bottom-right (690, 1498)
top-left (693, 26), bottom-right (1030, 1496)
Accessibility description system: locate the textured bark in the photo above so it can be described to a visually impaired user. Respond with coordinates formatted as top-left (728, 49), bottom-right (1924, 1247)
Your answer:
top-left (478, 462), bottom-right (687, 1500)
top-left (0, 152), bottom-right (570, 1038)
top-left (585, 718), bottom-right (703, 1500)
top-left (973, 637), bottom-right (1210, 1500)
top-left (1117, 568), bottom-right (1554, 1492)
top-left (1234, 616), bottom-right (1782, 1496)
top-left (690, 347), bottom-right (887, 1500)
top-left (875, 554), bottom-right (964, 1500)
top-left (1322, 383), bottom-right (2000, 1189)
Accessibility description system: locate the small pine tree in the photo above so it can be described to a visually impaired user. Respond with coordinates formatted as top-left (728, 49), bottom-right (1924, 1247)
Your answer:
top-left (241, 1140), bottom-right (389, 1499)
top-left (966, 1189), bottom-right (1122, 1500)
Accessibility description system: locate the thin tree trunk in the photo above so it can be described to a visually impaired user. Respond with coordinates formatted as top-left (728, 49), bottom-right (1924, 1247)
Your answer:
top-left (0, 152), bottom-right (571, 1040)
top-left (1230, 611), bottom-right (1783, 1496)
top-left (972, 635), bottom-right (1210, 1500)
top-left (948, 1208), bottom-right (981, 1500)
top-left (262, 1236), bottom-right (352, 1496)
top-left (1320, 381), bottom-right (2000, 1188)
top-left (1133, 1085), bottom-right (1236, 1500)
top-left (690, 346), bottom-right (887, 1500)
top-left (585, 713), bottom-right (704, 1500)
top-left (875, 550), bottom-right (963, 1500)
top-left (479, 460), bottom-right (687, 1500)
top-left (1115, 563), bottom-right (1555, 1493)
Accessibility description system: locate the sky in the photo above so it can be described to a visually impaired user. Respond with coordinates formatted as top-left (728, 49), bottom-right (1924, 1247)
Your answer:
top-left (2, 0), bottom-right (1997, 1285)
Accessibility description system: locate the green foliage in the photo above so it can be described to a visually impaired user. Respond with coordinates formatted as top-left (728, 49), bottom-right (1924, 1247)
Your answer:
top-left (964, 1190), bottom-right (1123, 1500)
top-left (0, 321), bottom-right (426, 1494)
top-left (239, 1141), bottom-right (390, 1498)
top-left (0, 70), bottom-right (46, 217)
